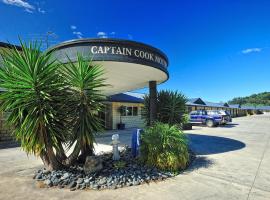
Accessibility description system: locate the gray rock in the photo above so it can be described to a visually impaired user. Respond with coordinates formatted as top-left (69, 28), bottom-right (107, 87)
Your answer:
top-left (107, 182), bottom-right (112, 187)
top-left (77, 174), bottom-right (83, 178)
top-left (58, 185), bottom-right (65, 189)
top-left (80, 184), bottom-right (86, 190)
top-left (126, 182), bottom-right (132, 186)
top-left (44, 179), bottom-right (52, 187)
top-left (77, 178), bottom-right (84, 184)
top-left (111, 185), bottom-right (117, 189)
top-left (70, 187), bottom-right (76, 191)
top-left (92, 184), bottom-right (99, 190)
top-left (35, 173), bottom-right (43, 180)
top-left (33, 174), bottom-right (37, 179)
top-left (68, 181), bottom-right (77, 189)
top-left (61, 172), bottom-right (70, 180)
top-left (43, 169), bottom-right (50, 175)
top-left (133, 180), bottom-right (139, 186)
top-left (98, 177), bottom-right (107, 185)
top-left (84, 156), bottom-right (103, 174)
top-left (107, 176), bottom-right (112, 182)
top-left (84, 179), bottom-right (90, 184)
top-left (62, 180), bottom-right (69, 185)
top-left (52, 178), bottom-right (60, 186)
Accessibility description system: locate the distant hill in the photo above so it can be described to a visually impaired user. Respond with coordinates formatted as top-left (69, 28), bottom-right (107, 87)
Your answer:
top-left (228, 92), bottom-right (270, 106)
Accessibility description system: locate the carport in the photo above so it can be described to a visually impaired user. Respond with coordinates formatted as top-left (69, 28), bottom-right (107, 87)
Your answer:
top-left (47, 38), bottom-right (169, 124)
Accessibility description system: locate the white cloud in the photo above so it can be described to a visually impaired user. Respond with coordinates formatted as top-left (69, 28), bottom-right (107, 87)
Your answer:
top-left (97, 32), bottom-right (106, 36)
top-left (2, 0), bottom-right (46, 14)
top-left (73, 31), bottom-right (82, 35)
top-left (70, 25), bottom-right (77, 30)
top-left (73, 31), bottom-right (83, 38)
top-left (242, 48), bottom-right (262, 54)
top-left (97, 32), bottom-right (108, 38)
top-left (70, 26), bottom-right (83, 38)
top-left (2, 0), bottom-right (34, 9)
top-left (2, 0), bottom-right (34, 12)
top-left (24, 8), bottom-right (33, 13)
top-left (110, 32), bottom-right (116, 35)
top-left (38, 7), bottom-right (45, 14)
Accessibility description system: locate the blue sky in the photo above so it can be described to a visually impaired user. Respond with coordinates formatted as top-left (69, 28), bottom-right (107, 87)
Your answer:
top-left (0, 0), bottom-right (270, 102)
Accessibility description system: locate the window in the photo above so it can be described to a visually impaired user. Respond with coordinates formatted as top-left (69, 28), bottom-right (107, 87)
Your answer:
top-left (127, 107), bottom-right (132, 116)
top-left (120, 106), bottom-right (139, 116)
top-left (120, 106), bottom-right (127, 116)
top-left (133, 107), bottom-right (138, 116)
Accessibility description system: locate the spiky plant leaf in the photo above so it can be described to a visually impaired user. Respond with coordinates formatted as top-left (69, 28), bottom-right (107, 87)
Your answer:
top-left (0, 41), bottom-right (67, 155)
top-left (142, 90), bottom-right (187, 126)
top-left (60, 54), bottom-right (106, 150)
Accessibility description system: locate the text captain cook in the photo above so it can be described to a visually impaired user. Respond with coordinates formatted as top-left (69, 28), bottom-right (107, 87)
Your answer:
top-left (90, 45), bottom-right (168, 68)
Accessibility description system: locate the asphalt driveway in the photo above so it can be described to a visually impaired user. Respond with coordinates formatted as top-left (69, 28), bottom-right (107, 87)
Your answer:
top-left (0, 114), bottom-right (269, 200)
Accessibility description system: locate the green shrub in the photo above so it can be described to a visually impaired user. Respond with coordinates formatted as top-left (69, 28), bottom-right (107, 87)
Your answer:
top-left (140, 122), bottom-right (189, 171)
top-left (113, 160), bottom-right (126, 169)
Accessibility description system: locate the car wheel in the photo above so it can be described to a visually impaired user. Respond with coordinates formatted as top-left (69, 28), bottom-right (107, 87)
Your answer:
top-left (206, 119), bottom-right (214, 127)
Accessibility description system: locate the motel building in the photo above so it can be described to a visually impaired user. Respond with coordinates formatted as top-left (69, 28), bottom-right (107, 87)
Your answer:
top-left (1, 39), bottom-right (270, 143)
top-left (0, 38), bottom-right (169, 141)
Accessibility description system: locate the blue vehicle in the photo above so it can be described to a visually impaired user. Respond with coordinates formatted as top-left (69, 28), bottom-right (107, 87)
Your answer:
top-left (189, 110), bottom-right (226, 127)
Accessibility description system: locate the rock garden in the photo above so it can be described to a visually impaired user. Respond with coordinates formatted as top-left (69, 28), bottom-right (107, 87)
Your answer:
top-left (34, 147), bottom-right (195, 191)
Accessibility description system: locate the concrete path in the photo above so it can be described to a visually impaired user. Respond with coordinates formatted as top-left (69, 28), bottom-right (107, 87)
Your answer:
top-left (0, 114), bottom-right (269, 200)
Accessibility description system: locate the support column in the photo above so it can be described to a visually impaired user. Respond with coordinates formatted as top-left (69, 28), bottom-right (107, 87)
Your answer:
top-left (149, 81), bottom-right (157, 125)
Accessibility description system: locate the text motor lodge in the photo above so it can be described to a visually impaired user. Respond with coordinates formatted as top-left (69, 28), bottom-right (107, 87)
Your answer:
top-left (90, 45), bottom-right (167, 67)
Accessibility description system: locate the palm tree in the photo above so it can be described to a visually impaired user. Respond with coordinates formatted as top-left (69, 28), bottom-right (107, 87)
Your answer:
top-left (142, 90), bottom-right (187, 126)
top-left (158, 90), bottom-right (187, 125)
top-left (60, 55), bottom-right (106, 165)
top-left (0, 41), bottom-right (107, 170)
top-left (0, 41), bottom-right (67, 170)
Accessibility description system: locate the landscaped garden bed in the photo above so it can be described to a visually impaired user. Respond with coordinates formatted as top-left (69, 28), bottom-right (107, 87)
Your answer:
top-left (34, 147), bottom-right (195, 191)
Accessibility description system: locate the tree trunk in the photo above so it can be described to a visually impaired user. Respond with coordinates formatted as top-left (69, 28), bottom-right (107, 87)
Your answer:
top-left (55, 140), bottom-right (67, 162)
top-left (46, 145), bottom-right (64, 170)
top-left (78, 144), bottom-right (94, 164)
top-left (40, 147), bottom-right (64, 171)
top-left (42, 131), bottom-right (65, 171)
top-left (40, 150), bottom-right (50, 168)
top-left (63, 142), bottom-right (81, 166)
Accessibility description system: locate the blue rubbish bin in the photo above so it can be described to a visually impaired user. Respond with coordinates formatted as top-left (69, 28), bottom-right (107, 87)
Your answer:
top-left (131, 129), bottom-right (142, 157)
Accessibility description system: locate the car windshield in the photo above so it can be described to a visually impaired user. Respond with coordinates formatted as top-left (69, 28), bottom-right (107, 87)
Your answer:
top-left (218, 110), bottom-right (230, 115)
top-left (206, 110), bottom-right (217, 115)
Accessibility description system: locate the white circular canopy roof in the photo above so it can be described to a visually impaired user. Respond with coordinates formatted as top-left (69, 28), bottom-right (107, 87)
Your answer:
top-left (48, 38), bottom-right (169, 95)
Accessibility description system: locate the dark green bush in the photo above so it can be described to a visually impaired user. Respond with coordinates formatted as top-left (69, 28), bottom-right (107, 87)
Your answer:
top-left (140, 122), bottom-right (189, 171)
top-left (142, 90), bottom-right (187, 126)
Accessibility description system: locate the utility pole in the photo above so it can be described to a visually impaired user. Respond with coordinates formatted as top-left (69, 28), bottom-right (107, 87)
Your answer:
top-left (26, 30), bottom-right (58, 49)
top-left (45, 31), bottom-right (57, 48)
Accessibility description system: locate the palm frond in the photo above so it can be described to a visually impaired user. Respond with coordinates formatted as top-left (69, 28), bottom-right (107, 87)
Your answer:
top-left (60, 54), bottom-right (106, 149)
top-left (0, 41), bottom-right (67, 155)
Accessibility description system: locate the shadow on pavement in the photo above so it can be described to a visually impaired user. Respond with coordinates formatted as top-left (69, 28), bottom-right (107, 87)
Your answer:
top-left (187, 133), bottom-right (245, 155)
top-left (192, 123), bottom-right (239, 128)
top-left (186, 156), bottom-right (215, 172)
top-left (0, 142), bottom-right (19, 150)
top-left (218, 123), bottom-right (239, 128)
